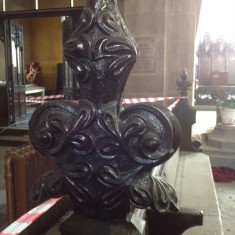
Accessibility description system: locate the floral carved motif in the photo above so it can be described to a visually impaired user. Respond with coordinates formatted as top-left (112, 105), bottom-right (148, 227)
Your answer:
top-left (29, 0), bottom-right (180, 221)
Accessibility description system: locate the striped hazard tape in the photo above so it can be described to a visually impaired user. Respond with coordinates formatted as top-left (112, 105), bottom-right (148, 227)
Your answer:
top-left (26, 95), bottom-right (185, 105)
top-left (0, 197), bottom-right (63, 235)
top-left (122, 96), bottom-right (184, 104)
top-left (168, 98), bottom-right (180, 111)
top-left (26, 94), bottom-right (65, 103)
top-left (122, 96), bottom-right (183, 111)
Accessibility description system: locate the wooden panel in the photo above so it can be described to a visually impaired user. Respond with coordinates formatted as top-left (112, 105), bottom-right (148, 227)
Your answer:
top-left (20, 92), bottom-right (26, 116)
top-left (211, 72), bottom-right (228, 86)
top-left (196, 35), bottom-right (235, 105)
top-left (198, 56), bottom-right (212, 85)
top-left (227, 44), bottom-right (235, 84)
top-left (39, 0), bottom-right (70, 9)
top-left (212, 39), bottom-right (227, 73)
top-left (13, 90), bottom-right (26, 120)
top-left (197, 34), bottom-right (213, 86)
top-left (30, 17), bottom-right (63, 94)
top-left (213, 55), bottom-right (226, 72)
top-left (14, 93), bottom-right (20, 118)
top-left (4, 144), bottom-right (71, 235)
top-left (5, 0), bottom-right (35, 11)
top-left (0, 86), bottom-right (9, 126)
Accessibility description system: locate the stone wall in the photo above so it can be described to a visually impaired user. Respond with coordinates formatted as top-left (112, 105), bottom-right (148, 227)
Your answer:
top-left (123, 0), bottom-right (202, 102)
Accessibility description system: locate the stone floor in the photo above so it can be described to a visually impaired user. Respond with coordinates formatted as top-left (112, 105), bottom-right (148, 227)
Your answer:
top-left (192, 109), bottom-right (235, 234)
top-left (216, 182), bottom-right (235, 235)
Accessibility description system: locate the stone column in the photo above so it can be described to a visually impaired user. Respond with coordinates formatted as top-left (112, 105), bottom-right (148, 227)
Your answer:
top-left (123, 0), bottom-right (166, 99)
top-left (123, 0), bottom-right (202, 103)
top-left (164, 0), bottom-right (202, 103)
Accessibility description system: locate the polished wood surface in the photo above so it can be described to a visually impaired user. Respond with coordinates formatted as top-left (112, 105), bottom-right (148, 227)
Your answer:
top-left (0, 86), bottom-right (8, 126)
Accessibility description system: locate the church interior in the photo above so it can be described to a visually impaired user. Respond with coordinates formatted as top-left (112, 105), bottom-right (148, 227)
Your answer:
top-left (0, 0), bottom-right (235, 234)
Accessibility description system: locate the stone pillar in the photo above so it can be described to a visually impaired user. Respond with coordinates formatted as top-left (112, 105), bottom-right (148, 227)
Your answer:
top-left (164, 0), bottom-right (202, 103)
top-left (123, 0), bottom-right (202, 103)
top-left (123, 0), bottom-right (166, 98)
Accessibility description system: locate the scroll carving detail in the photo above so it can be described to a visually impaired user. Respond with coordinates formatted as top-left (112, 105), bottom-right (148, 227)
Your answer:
top-left (29, 0), bottom-right (181, 221)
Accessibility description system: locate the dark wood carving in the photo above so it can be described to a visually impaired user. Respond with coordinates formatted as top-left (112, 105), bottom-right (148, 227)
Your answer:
top-left (176, 68), bottom-right (192, 96)
top-left (147, 208), bottom-right (203, 235)
top-left (29, 0), bottom-right (180, 220)
top-left (28, 0), bottom-right (202, 234)
top-left (174, 69), bottom-right (201, 152)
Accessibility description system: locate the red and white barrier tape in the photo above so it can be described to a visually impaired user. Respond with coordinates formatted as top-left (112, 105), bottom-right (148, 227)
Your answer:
top-left (0, 197), bottom-right (63, 235)
top-left (168, 98), bottom-right (180, 111)
top-left (122, 96), bottom-right (183, 111)
top-left (26, 95), bottom-right (185, 105)
top-left (122, 96), bottom-right (183, 104)
top-left (26, 94), bottom-right (64, 103)
top-left (26, 99), bottom-right (43, 104)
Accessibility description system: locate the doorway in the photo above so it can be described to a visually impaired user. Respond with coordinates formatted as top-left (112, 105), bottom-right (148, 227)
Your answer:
top-left (0, 7), bottom-right (83, 127)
